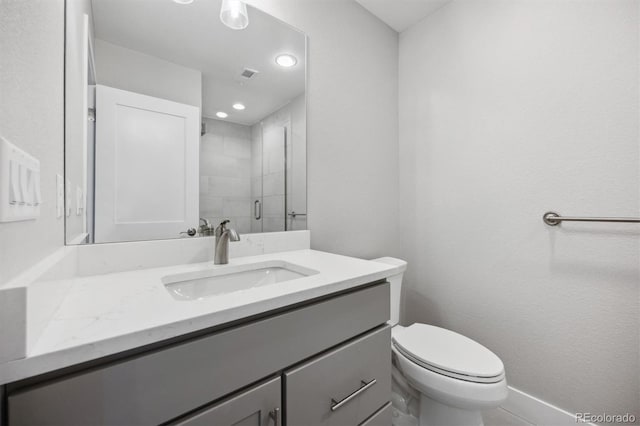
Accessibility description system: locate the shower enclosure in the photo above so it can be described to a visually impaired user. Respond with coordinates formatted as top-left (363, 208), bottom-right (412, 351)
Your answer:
top-left (200, 95), bottom-right (307, 236)
top-left (250, 109), bottom-right (307, 233)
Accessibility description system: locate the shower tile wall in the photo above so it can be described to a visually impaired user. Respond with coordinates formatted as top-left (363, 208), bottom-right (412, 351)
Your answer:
top-left (200, 117), bottom-right (252, 234)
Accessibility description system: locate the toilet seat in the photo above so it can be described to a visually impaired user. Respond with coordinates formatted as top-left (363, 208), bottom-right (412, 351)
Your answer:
top-left (392, 324), bottom-right (505, 384)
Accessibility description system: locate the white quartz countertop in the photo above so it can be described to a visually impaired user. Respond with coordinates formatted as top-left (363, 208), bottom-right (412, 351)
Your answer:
top-left (0, 249), bottom-right (400, 385)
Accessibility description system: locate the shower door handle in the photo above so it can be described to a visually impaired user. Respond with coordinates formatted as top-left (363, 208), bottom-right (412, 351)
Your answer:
top-left (288, 211), bottom-right (307, 218)
top-left (254, 200), bottom-right (262, 220)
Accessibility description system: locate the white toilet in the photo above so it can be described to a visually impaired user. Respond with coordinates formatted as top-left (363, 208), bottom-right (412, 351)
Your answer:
top-left (373, 257), bottom-right (508, 426)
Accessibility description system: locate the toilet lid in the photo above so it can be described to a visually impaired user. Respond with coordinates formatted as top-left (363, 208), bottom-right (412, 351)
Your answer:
top-left (392, 324), bottom-right (504, 382)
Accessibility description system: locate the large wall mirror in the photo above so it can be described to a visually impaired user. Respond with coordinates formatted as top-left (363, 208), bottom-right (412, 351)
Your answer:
top-left (65, 0), bottom-right (307, 245)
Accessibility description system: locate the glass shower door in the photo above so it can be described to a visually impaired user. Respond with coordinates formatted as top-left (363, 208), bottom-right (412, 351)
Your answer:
top-left (251, 125), bottom-right (286, 232)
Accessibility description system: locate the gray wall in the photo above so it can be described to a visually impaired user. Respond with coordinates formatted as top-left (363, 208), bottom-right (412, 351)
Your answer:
top-left (0, 0), bottom-right (65, 285)
top-left (94, 39), bottom-right (202, 108)
top-left (246, 0), bottom-right (400, 259)
top-left (398, 0), bottom-right (639, 418)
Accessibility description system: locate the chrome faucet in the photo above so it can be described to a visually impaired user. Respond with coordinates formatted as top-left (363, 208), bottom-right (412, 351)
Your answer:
top-left (199, 218), bottom-right (214, 236)
top-left (214, 220), bottom-right (240, 264)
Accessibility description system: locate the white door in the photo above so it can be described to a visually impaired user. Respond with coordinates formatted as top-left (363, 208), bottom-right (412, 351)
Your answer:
top-left (94, 85), bottom-right (199, 243)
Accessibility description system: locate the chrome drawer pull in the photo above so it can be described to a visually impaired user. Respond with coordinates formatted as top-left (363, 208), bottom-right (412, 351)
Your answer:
top-left (330, 379), bottom-right (377, 412)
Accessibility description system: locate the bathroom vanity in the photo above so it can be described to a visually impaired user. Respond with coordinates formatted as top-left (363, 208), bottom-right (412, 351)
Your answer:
top-left (0, 235), bottom-right (401, 426)
top-left (6, 283), bottom-right (390, 425)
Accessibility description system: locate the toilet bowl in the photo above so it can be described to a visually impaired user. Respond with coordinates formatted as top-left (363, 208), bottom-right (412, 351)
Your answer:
top-left (372, 258), bottom-right (508, 426)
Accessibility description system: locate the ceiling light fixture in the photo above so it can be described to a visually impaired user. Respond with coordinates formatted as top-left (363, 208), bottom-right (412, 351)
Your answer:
top-left (173, 0), bottom-right (194, 4)
top-left (216, 112), bottom-right (228, 118)
top-left (220, 0), bottom-right (249, 30)
top-left (275, 54), bottom-right (297, 68)
top-left (232, 103), bottom-right (246, 111)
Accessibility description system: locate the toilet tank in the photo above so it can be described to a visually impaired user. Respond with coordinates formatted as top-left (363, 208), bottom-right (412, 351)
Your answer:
top-left (371, 257), bottom-right (407, 326)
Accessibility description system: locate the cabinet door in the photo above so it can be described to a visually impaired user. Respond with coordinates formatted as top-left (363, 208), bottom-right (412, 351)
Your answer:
top-left (174, 377), bottom-right (281, 426)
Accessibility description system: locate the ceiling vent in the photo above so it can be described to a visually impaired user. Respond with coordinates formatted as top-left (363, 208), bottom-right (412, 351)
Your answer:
top-left (240, 68), bottom-right (259, 79)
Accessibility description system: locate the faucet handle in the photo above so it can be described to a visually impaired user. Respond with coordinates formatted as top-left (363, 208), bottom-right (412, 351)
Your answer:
top-left (214, 220), bottom-right (240, 241)
top-left (215, 219), bottom-right (231, 237)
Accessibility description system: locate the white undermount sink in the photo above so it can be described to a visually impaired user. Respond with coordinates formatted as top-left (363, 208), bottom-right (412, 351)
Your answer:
top-left (162, 261), bottom-right (319, 301)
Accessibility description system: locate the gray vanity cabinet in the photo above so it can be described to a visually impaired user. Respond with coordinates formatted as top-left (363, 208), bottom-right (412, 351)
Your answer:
top-left (4, 283), bottom-right (390, 426)
top-left (174, 377), bottom-right (281, 426)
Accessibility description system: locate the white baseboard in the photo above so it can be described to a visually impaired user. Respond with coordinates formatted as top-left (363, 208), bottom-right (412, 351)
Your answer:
top-left (502, 386), bottom-right (596, 426)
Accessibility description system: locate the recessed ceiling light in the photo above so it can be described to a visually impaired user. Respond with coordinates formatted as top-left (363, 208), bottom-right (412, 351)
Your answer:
top-left (275, 54), bottom-right (297, 68)
top-left (232, 103), bottom-right (245, 111)
top-left (216, 112), bottom-right (228, 118)
top-left (173, 0), bottom-right (194, 4)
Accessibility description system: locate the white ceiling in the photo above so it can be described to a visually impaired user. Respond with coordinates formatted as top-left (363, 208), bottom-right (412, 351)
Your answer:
top-left (91, 0), bottom-right (305, 125)
top-left (354, 0), bottom-right (451, 32)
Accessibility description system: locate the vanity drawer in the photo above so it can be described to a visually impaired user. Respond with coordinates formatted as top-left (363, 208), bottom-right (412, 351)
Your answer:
top-left (360, 403), bottom-right (392, 426)
top-left (8, 283), bottom-right (389, 426)
top-left (284, 325), bottom-right (391, 426)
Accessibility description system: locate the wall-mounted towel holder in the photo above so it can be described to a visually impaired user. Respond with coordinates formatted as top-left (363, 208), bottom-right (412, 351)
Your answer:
top-left (543, 211), bottom-right (640, 226)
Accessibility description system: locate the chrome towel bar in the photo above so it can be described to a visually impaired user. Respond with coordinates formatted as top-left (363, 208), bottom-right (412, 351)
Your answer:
top-left (543, 211), bottom-right (640, 226)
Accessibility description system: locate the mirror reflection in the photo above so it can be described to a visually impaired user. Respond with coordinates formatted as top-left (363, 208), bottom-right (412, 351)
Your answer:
top-left (65, 0), bottom-right (307, 245)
